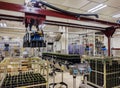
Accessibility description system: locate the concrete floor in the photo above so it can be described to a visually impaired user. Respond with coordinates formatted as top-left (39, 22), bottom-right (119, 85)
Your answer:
top-left (49, 72), bottom-right (93, 88)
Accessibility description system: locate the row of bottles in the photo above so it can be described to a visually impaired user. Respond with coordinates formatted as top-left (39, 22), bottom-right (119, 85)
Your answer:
top-left (23, 41), bottom-right (46, 47)
top-left (87, 59), bottom-right (120, 88)
top-left (23, 32), bottom-right (46, 47)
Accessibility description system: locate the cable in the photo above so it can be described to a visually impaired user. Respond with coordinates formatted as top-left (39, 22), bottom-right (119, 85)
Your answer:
top-left (37, 0), bottom-right (99, 18)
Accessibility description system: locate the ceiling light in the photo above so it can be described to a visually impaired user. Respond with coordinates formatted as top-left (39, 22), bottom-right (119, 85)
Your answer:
top-left (88, 4), bottom-right (103, 12)
top-left (88, 4), bottom-right (107, 13)
top-left (0, 23), bottom-right (3, 27)
top-left (0, 22), bottom-right (7, 27)
top-left (113, 14), bottom-right (120, 18)
top-left (91, 5), bottom-right (107, 13)
top-left (3, 23), bottom-right (7, 27)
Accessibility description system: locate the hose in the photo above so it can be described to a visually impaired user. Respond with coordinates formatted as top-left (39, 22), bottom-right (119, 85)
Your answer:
top-left (38, 0), bottom-right (99, 18)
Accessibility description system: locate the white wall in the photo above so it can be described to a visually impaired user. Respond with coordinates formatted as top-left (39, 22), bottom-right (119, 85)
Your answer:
top-left (112, 36), bottom-right (120, 48)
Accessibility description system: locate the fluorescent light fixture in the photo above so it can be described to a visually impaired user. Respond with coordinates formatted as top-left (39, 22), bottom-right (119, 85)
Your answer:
top-left (91, 5), bottom-right (107, 13)
top-left (88, 4), bottom-right (103, 12)
top-left (0, 23), bottom-right (3, 27)
top-left (88, 4), bottom-right (107, 13)
top-left (0, 23), bottom-right (7, 27)
top-left (3, 23), bottom-right (7, 27)
top-left (113, 14), bottom-right (120, 18)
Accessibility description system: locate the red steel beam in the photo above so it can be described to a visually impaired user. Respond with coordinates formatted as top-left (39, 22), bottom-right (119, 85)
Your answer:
top-left (0, 1), bottom-right (78, 19)
top-left (45, 20), bottom-right (105, 30)
top-left (0, 1), bottom-right (120, 27)
top-left (0, 18), bottom-right (23, 22)
top-left (0, 14), bottom-right (105, 30)
top-left (0, 14), bottom-right (23, 22)
top-left (0, 14), bottom-right (23, 19)
top-left (111, 48), bottom-right (120, 50)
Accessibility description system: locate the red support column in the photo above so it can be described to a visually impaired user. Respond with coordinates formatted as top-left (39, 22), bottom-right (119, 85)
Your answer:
top-left (108, 37), bottom-right (111, 56)
top-left (101, 26), bottom-right (116, 56)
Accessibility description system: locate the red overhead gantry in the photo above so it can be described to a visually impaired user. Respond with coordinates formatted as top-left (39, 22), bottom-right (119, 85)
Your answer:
top-left (0, 1), bottom-right (120, 56)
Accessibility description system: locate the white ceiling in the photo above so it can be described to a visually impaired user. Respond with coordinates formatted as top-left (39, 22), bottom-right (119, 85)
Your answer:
top-left (44, 0), bottom-right (120, 22)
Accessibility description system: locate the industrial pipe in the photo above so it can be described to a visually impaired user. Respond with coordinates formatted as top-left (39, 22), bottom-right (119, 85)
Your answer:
top-left (37, 1), bottom-right (99, 18)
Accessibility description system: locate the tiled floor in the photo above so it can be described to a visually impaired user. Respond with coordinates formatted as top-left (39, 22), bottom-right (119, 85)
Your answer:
top-left (49, 72), bottom-right (93, 88)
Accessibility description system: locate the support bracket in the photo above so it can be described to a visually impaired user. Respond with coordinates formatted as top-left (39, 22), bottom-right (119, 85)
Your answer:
top-left (101, 26), bottom-right (116, 38)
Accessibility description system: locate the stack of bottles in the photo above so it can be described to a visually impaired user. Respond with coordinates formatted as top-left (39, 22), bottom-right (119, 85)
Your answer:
top-left (23, 32), bottom-right (46, 47)
top-left (42, 52), bottom-right (81, 64)
top-left (2, 72), bottom-right (46, 88)
top-left (106, 61), bottom-right (120, 88)
top-left (87, 58), bottom-right (120, 88)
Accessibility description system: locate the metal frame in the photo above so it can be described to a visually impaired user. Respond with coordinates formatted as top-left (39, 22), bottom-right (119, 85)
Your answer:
top-left (84, 57), bottom-right (120, 88)
top-left (0, 58), bottom-right (49, 88)
top-left (0, 1), bottom-right (120, 56)
top-left (0, 14), bottom-right (105, 30)
top-left (0, 1), bottom-right (120, 26)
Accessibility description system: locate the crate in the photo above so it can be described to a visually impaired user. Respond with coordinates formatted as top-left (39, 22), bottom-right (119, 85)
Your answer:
top-left (86, 57), bottom-right (120, 88)
top-left (1, 72), bottom-right (46, 88)
top-left (0, 58), bottom-right (49, 88)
